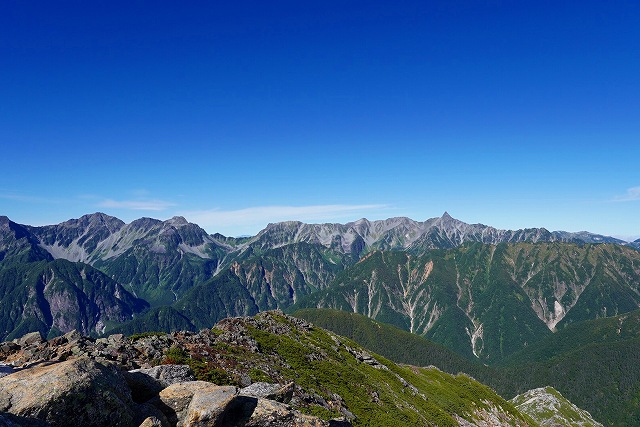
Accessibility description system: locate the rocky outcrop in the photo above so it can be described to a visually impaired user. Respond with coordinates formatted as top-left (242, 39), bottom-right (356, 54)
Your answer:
top-left (511, 387), bottom-right (603, 427)
top-left (0, 329), bottom-right (178, 370)
top-left (0, 357), bottom-right (137, 426)
top-left (0, 325), bottom-right (350, 427)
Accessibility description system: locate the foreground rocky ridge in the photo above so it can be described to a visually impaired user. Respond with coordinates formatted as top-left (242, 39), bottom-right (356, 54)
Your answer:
top-left (0, 311), bottom-right (549, 427)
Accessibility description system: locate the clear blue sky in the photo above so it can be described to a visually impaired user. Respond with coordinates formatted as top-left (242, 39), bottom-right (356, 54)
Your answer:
top-left (1, 1), bottom-right (638, 238)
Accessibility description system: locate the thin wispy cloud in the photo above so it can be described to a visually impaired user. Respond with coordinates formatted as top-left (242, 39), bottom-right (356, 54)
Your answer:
top-left (98, 199), bottom-right (176, 211)
top-left (181, 204), bottom-right (389, 232)
top-left (613, 186), bottom-right (640, 202)
top-left (0, 192), bottom-right (61, 204)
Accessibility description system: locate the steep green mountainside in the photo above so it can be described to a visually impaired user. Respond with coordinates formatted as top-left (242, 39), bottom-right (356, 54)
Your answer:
top-left (292, 308), bottom-right (486, 377)
top-left (293, 308), bottom-right (640, 426)
top-left (228, 241), bottom-right (356, 310)
top-left (500, 338), bottom-right (640, 427)
top-left (0, 216), bottom-right (53, 265)
top-left (292, 243), bottom-right (640, 362)
top-left (0, 258), bottom-right (148, 340)
top-left (183, 312), bottom-right (541, 426)
top-left (501, 308), bottom-right (640, 365)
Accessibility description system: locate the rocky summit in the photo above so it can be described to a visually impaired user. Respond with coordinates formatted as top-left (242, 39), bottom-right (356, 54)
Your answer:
top-left (0, 310), bottom-right (577, 427)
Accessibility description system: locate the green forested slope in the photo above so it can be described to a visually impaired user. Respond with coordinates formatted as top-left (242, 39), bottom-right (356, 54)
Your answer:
top-left (293, 307), bottom-right (640, 427)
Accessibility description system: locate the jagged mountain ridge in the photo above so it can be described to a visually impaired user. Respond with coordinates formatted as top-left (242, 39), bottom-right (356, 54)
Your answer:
top-left (250, 212), bottom-right (627, 254)
top-left (15, 211), bottom-right (629, 266)
top-left (7, 211), bottom-right (631, 302)
top-left (0, 211), bottom-right (637, 346)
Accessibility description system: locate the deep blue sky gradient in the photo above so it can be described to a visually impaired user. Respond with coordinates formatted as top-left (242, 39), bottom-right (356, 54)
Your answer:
top-left (1, 1), bottom-right (639, 237)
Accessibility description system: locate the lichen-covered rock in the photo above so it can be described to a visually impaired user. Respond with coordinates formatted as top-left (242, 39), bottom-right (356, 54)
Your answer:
top-left (138, 417), bottom-right (166, 427)
top-left (0, 357), bottom-right (136, 427)
top-left (13, 332), bottom-right (44, 347)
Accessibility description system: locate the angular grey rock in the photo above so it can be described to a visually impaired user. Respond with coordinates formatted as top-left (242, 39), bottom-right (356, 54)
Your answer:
top-left (63, 329), bottom-right (82, 343)
top-left (151, 381), bottom-right (237, 427)
top-left (138, 417), bottom-right (165, 427)
top-left (240, 382), bottom-right (294, 402)
top-left (0, 357), bottom-right (136, 427)
top-left (183, 385), bottom-right (237, 426)
top-left (135, 402), bottom-right (170, 427)
top-left (126, 364), bottom-right (196, 403)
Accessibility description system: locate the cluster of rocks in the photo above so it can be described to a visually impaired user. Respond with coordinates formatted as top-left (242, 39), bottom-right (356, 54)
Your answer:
top-left (0, 330), bottom-right (177, 371)
top-left (0, 320), bottom-right (353, 427)
top-left (0, 355), bottom-right (350, 427)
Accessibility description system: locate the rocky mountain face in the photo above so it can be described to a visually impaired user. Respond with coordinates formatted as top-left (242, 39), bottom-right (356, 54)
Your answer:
top-left (292, 243), bottom-right (640, 361)
top-left (28, 214), bottom-right (233, 306)
top-left (1, 311), bottom-right (596, 427)
top-left (0, 259), bottom-right (149, 340)
top-left (250, 212), bottom-right (627, 254)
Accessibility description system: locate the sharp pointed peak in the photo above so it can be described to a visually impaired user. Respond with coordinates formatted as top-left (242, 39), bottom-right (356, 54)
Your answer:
top-left (167, 216), bottom-right (189, 225)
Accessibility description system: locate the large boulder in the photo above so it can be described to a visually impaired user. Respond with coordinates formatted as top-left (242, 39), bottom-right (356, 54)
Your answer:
top-left (150, 381), bottom-right (237, 427)
top-left (0, 357), bottom-right (137, 427)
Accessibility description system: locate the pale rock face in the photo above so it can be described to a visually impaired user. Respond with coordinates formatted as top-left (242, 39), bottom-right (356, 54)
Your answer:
top-left (183, 384), bottom-right (237, 426)
top-left (154, 381), bottom-right (220, 425)
top-left (511, 387), bottom-right (604, 427)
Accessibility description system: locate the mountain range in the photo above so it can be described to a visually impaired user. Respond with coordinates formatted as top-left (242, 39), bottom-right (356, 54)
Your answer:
top-left (2, 211), bottom-right (640, 425)
top-left (1, 212), bottom-right (638, 350)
